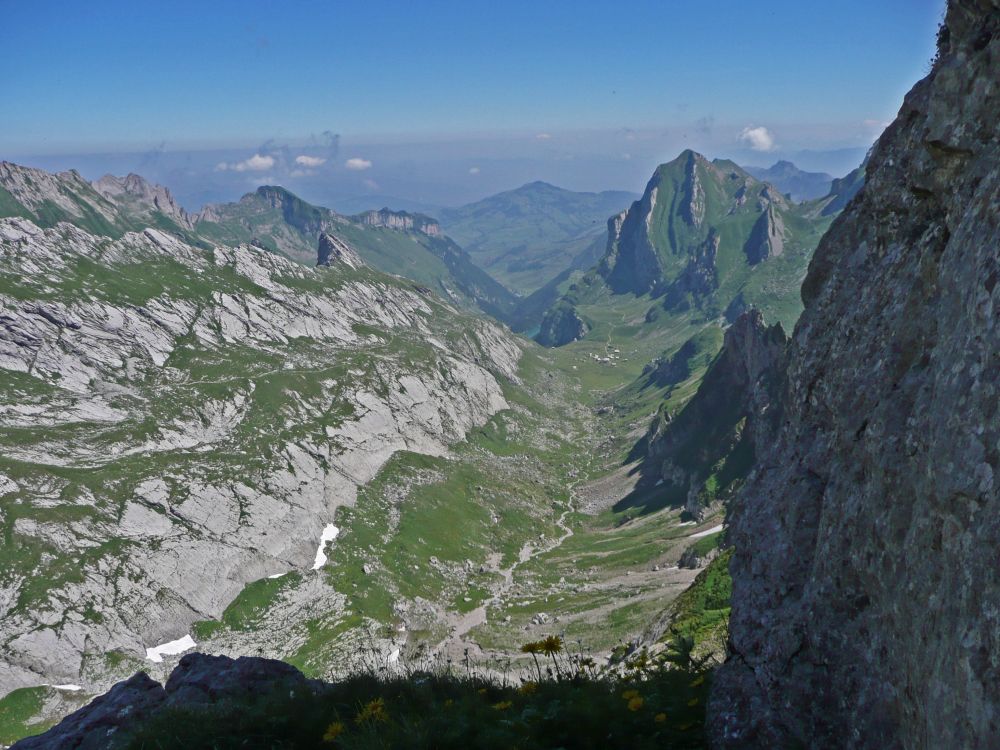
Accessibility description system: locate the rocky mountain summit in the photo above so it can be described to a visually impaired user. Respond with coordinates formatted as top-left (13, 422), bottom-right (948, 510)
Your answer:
top-left (535, 150), bottom-right (842, 346)
top-left (712, 1), bottom-right (1000, 746)
top-left (0, 216), bottom-right (520, 700)
top-left (743, 160), bottom-right (833, 202)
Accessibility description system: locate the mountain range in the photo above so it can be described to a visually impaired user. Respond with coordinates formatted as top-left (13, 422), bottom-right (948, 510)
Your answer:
top-left (743, 160), bottom-right (833, 201)
top-left (437, 181), bottom-right (637, 296)
top-left (533, 149), bottom-right (863, 349)
top-left (0, 146), bottom-right (866, 745)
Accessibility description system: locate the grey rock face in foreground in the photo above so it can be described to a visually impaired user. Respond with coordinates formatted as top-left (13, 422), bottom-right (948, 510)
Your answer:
top-left (11, 654), bottom-right (315, 750)
top-left (711, 1), bottom-right (1000, 747)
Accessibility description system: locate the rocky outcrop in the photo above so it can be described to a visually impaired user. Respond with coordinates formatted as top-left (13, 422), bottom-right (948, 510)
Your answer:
top-left (12, 654), bottom-right (320, 750)
top-left (663, 229), bottom-right (720, 310)
top-left (680, 150), bottom-right (706, 227)
top-left (646, 311), bottom-right (786, 518)
top-left (600, 174), bottom-right (665, 295)
top-left (358, 208), bottom-right (442, 236)
top-left (742, 203), bottom-right (785, 265)
top-left (711, 2), bottom-right (1000, 747)
top-left (535, 301), bottom-right (589, 347)
top-left (317, 231), bottom-right (365, 269)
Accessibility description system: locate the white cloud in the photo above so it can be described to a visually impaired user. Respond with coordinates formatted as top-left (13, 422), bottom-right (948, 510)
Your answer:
top-left (738, 126), bottom-right (776, 152)
top-left (295, 155), bottom-right (326, 167)
top-left (535, 133), bottom-right (552, 140)
top-left (363, 178), bottom-right (379, 191)
top-left (469, 166), bottom-right (480, 175)
top-left (289, 168), bottom-right (315, 178)
top-left (863, 119), bottom-right (891, 130)
top-left (345, 157), bottom-right (372, 171)
top-left (215, 153), bottom-right (276, 172)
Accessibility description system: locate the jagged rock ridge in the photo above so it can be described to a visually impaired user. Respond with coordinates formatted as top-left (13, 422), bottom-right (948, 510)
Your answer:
top-left (358, 207), bottom-right (442, 236)
top-left (711, 2), bottom-right (1000, 746)
top-left (317, 231), bottom-right (365, 269)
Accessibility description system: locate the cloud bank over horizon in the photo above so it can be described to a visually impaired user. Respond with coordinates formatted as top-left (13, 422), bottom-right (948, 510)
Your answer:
top-left (7, 119), bottom-right (879, 215)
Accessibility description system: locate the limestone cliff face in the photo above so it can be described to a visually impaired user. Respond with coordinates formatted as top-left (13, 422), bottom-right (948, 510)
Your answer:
top-left (711, 2), bottom-right (1000, 747)
top-left (358, 208), bottom-right (442, 236)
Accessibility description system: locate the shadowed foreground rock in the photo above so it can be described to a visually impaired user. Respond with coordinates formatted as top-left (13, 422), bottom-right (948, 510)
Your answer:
top-left (711, 0), bottom-right (1000, 747)
top-left (12, 654), bottom-right (320, 749)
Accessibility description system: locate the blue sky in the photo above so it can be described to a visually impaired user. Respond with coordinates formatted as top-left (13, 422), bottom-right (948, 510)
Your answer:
top-left (2, 0), bottom-right (946, 207)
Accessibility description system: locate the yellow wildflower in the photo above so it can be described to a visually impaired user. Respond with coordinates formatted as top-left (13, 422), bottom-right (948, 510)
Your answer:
top-left (627, 696), bottom-right (645, 712)
top-left (541, 635), bottom-right (563, 655)
top-left (518, 681), bottom-right (538, 695)
top-left (689, 674), bottom-right (705, 687)
top-left (520, 641), bottom-right (543, 654)
top-left (355, 697), bottom-right (388, 724)
top-left (679, 722), bottom-right (694, 731)
top-left (654, 713), bottom-right (667, 724)
top-left (443, 699), bottom-right (454, 708)
top-left (323, 721), bottom-right (345, 742)
top-left (492, 700), bottom-right (513, 711)
top-left (621, 689), bottom-right (640, 700)
top-left (687, 697), bottom-right (699, 707)
top-left (478, 688), bottom-right (488, 695)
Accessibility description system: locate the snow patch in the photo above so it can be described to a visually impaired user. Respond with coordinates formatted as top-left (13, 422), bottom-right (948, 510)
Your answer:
top-left (312, 524), bottom-right (340, 570)
top-left (52, 684), bottom-right (83, 691)
top-left (145, 634), bottom-right (196, 663)
top-left (388, 648), bottom-right (400, 665)
top-left (689, 524), bottom-right (724, 539)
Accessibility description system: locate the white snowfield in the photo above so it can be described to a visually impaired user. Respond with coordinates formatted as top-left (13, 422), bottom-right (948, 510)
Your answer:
top-left (312, 524), bottom-right (341, 569)
top-left (145, 634), bottom-right (197, 663)
top-left (690, 523), bottom-right (724, 539)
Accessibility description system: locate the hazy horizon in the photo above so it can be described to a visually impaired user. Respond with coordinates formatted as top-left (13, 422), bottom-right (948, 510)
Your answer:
top-left (3, 0), bottom-right (945, 211)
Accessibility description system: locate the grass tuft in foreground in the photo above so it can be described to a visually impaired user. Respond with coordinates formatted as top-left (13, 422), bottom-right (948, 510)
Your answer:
top-left (123, 643), bottom-right (710, 749)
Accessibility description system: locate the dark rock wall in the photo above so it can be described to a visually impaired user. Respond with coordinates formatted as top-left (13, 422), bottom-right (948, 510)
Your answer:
top-left (711, 2), bottom-right (1000, 747)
